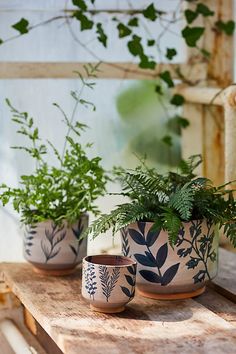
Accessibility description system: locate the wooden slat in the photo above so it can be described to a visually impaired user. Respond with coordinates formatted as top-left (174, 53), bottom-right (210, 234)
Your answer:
top-left (1, 263), bottom-right (236, 354)
top-left (175, 86), bottom-right (222, 106)
top-left (195, 287), bottom-right (236, 325)
top-left (211, 248), bottom-right (236, 303)
top-left (0, 62), bottom-right (207, 80)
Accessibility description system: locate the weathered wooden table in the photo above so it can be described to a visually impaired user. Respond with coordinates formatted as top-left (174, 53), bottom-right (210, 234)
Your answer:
top-left (0, 248), bottom-right (235, 354)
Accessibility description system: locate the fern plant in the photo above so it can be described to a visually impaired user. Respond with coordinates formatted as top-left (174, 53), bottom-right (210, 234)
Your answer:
top-left (87, 155), bottom-right (236, 247)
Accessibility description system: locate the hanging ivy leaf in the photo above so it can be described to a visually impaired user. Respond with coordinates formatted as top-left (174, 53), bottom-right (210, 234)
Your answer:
top-left (139, 54), bottom-right (156, 69)
top-left (182, 26), bottom-right (205, 47)
top-left (159, 70), bottom-right (174, 88)
top-left (170, 94), bottom-right (185, 106)
top-left (142, 3), bottom-right (157, 21)
top-left (184, 10), bottom-right (198, 24)
top-left (155, 85), bottom-right (163, 95)
top-left (196, 3), bottom-right (214, 17)
top-left (72, 0), bottom-right (87, 10)
top-left (128, 17), bottom-right (139, 27)
top-left (162, 135), bottom-right (173, 147)
top-left (127, 35), bottom-right (143, 56)
top-left (166, 48), bottom-right (177, 60)
top-left (175, 115), bottom-right (190, 129)
top-left (96, 23), bottom-right (107, 47)
top-left (117, 23), bottom-right (132, 38)
top-left (73, 11), bottom-right (94, 30)
top-left (12, 18), bottom-right (29, 34)
top-left (147, 39), bottom-right (155, 46)
top-left (215, 20), bottom-right (235, 36)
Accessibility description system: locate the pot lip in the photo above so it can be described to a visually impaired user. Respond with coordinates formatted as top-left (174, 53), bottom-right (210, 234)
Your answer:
top-left (23, 212), bottom-right (89, 226)
top-left (83, 254), bottom-right (137, 268)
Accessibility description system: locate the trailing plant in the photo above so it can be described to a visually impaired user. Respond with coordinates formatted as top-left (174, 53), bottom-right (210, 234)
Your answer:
top-left (86, 155), bottom-right (236, 247)
top-left (0, 64), bottom-right (109, 226)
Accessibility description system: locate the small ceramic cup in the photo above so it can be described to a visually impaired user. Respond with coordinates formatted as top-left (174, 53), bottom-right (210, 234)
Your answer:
top-left (82, 254), bottom-right (137, 313)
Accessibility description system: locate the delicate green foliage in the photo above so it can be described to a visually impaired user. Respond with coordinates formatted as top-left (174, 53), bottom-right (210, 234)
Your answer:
top-left (0, 39), bottom-right (3, 45)
top-left (73, 11), bottom-right (94, 30)
top-left (127, 35), bottom-right (143, 56)
top-left (88, 155), bottom-right (236, 248)
top-left (166, 48), bottom-right (177, 60)
top-left (117, 23), bottom-right (132, 38)
top-left (167, 115), bottom-right (190, 134)
top-left (128, 18), bottom-right (139, 27)
top-left (139, 55), bottom-right (156, 69)
top-left (142, 3), bottom-right (158, 21)
top-left (170, 94), bottom-right (185, 106)
top-left (155, 85), bottom-right (163, 95)
top-left (147, 39), bottom-right (155, 46)
top-left (96, 23), bottom-right (107, 47)
top-left (184, 10), bottom-right (198, 24)
top-left (159, 70), bottom-right (174, 88)
top-left (12, 18), bottom-right (29, 34)
top-left (162, 135), bottom-right (173, 147)
top-left (182, 26), bottom-right (205, 47)
top-left (215, 20), bottom-right (235, 36)
top-left (196, 3), bottom-right (214, 17)
top-left (72, 0), bottom-right (87, 10)
top-left (0, 65), bottom-right (108, 226)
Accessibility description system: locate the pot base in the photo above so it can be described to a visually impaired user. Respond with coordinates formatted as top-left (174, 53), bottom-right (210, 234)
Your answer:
top-left (32, 266), bottom-right (77, 276)
top-left (138, 286), bottom-right (206, 300)
top-left (90, 304), bottom-right (125, 314)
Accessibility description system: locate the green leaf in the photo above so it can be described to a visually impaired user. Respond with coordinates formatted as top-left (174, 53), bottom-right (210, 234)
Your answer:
top-left (96, 23), bottom-right (107, 47)
top-left (147, 39), bottom-right (155, 46)
top-left (139, 55), bottom-right (156, 70)
top-left (184, 10), bottom-right (198, 24)
top-left (200, 48), bottom-right (211, 58)
top-left (117, 23), bottom-right (132, 38)
top-left (12, 18), bottom-right (29, 34)
top-left (166, 48), bottom-right (177, 60)
top-left (155, 85), bottom-right (163, 95)
top-left (159, 70), bottom-right (174, 88)
top-left (0, 39), bottom-right (3, 45)
top-left (196, 3), bottom-right (214, 17)
top-left (142, 3), bottom-right (157, 21)
top-left (128, 17), bottom-right (139, 27)
top-left (73, 11), bottom-right (94, 30)
top-left (182, 26), bottom-right (205, 47)
top-left (127, 35), bottom-right (143, 56)
top-left (215, 20), bottom-right (235, 36)
top-left (170, 94), bottom-right (185, 106)
top-left (175, 116), bottom-right (190, 129)
top-left (162, 135), bottom-right (173, 147)
top-left (72, 0), bottom-right (87, 10)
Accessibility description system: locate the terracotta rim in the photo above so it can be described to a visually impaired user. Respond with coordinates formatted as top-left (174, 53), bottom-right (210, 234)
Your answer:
top-left (83, 254), bottom-right (136, 268)
top-left (32, 266), bottom-right (77, 276)
top-left (137, 286), bottom-right (206, 300)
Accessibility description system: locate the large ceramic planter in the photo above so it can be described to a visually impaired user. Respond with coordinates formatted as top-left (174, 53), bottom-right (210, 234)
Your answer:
top-left (23, 213), bottom-right (88, 275)
top-left (121, 219), bottom-right (218, 299)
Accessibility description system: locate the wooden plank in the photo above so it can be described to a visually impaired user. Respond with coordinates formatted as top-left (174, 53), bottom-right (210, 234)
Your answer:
top-left (195, 287), bottom-right (236, 325)
top-left (1, 263), bottom-right (236, 354)
top-left (0, 62), bottom-right (207, 80)
top-left (175, 86), bottom-right (222, 106)
top-left (211, 248), bottom-right (236, 303)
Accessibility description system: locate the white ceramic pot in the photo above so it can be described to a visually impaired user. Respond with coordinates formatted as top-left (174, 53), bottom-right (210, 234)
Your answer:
top-left (23, 214), bottom-right (88, 275)
top-left (82, 254), bottom-right (137, 313)
top-left (121, 219), bottom-right (218, 299)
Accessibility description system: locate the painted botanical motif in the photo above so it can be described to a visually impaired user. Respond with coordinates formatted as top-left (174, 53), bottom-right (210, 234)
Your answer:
top-left (24, 224), bottom-right (37, 256)
top-left (84, 263), bottom-right (97, 300)
top-left (99, 266), bottom-right (120, 302)
top-left (121, 227), bottom-right (130, 257)
top-left (128, 222), bottom-right (180, 286)
top-left (176, 220), bottom-right (217, 283)
top-left (41, 223), bottom-right (66, 263)
top-left (70, 218), bottom-right (85, 263)
top-left (120, 265), bottom-right (136, 299)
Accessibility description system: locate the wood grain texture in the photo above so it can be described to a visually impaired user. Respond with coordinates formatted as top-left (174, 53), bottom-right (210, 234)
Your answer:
top-left (1, 263), bottom-right (236, 354)
top-left (211, 248), bottom-right (236, 302)
top-left (0, 62), bottom-right (207, 81)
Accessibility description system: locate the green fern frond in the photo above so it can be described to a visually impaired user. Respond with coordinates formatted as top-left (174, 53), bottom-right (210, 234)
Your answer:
top-left (160, 208), bottom-right (182, 246)
top-left (169, 182), bottom-right (194, 220)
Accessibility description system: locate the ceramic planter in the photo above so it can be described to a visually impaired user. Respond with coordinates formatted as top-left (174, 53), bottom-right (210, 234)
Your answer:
top-left (23, 214), bottom-right (88, 275)
top-left (121, 219), bottom-right (218, 299)
top-left (82, 255), bottom-right (137, 313)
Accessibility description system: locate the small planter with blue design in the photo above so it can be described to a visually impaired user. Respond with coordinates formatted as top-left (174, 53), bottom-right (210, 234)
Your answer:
top-left (82, 254), bottom-right (137, 313)
top-left (121, 219), bottom-right (218, 300)
top-left (23, 213), bottom-right (88, 276)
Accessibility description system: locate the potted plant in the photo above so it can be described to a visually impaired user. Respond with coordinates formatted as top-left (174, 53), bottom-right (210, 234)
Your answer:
top-left (0, 98), bottom-right (108, 276)
top-left (87, 155), bottom-right (236, 299)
